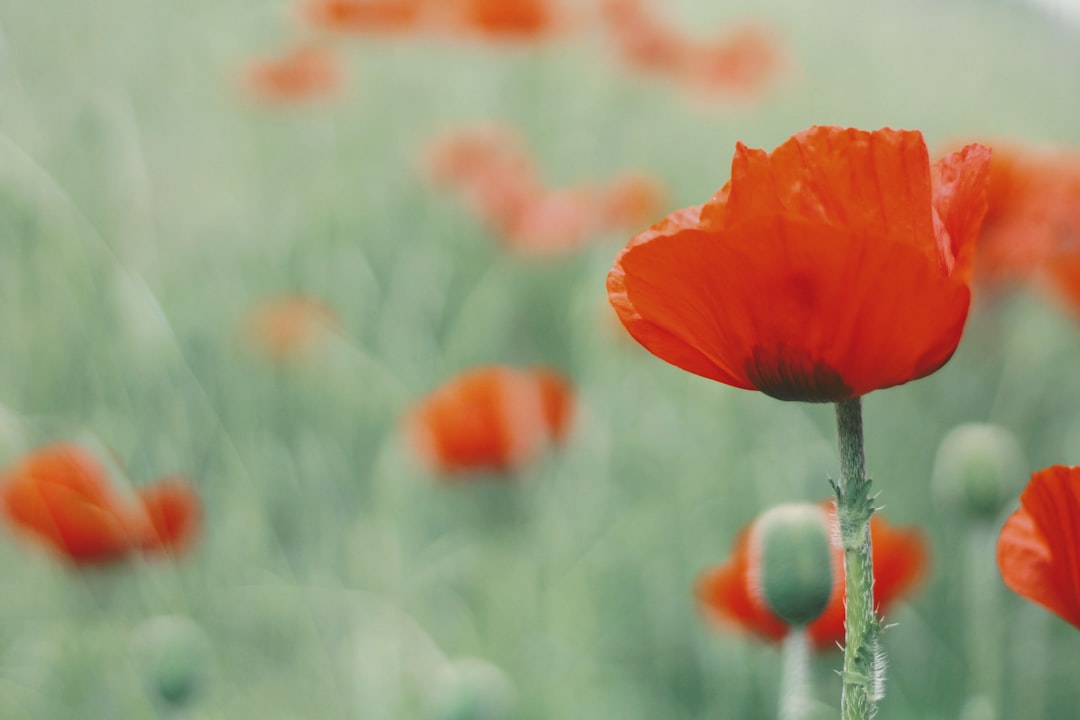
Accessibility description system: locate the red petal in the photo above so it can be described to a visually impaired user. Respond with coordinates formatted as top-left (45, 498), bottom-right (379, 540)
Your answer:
top-left (930, 144), bottom-right (993, 280)
top-left (697, 527), bottom-right (789, 642)
top-left (406, 367), bottom-right (549, 476)
top-left (137, 478), bottom-right (202, 555)
top-left (0, 444), bottom-right (136, 565)
top-left (998, 466), bottom-right (1080, 628)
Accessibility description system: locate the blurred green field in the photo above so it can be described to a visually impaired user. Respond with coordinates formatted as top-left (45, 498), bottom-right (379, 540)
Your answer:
top-left (2, 0), bottom-right (1080, 718)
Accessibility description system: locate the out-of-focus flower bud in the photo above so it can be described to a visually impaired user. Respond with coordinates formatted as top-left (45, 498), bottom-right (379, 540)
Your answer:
top-left (932, 423), bottom-right (1025, 520)
top-left (133, 615), bottom-right (212, 708)
top-left (751, 503), bottom-right (835, 628)
top-left (430, 657), bottom-right (515, 720)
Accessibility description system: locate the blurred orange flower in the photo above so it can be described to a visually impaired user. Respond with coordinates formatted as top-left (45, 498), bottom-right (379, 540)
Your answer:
top-left (0, 443), bottom-right (201, 565)
top-left (973, 144), bottom-right (1080, 285)
top-left (998, 465), bottom-right (1080, 628)
top-left (246, 295), bottom-right (340, 361)
top-left (304, 0), bottom-right (425, 33)
top-left (136, 478), bottom-right (202, 555)
top-left (245, 46), bottom-right (341, 103)
top-left (450, 0), bottom-right (562, 39)
top-left (608, 126), bottom-right (991, 402)
top-left (424, 124), bottom-right (667, 255)
top-left (405, 366), bottom-right (574, 476)
top-left (601, 0), bottom-right (786, 101)
top-left (698, 503), bottom-right (927, 648)
top-left (599, 171), bottom-right (667, 231)
top-left (682, 25), bottom-right (785, 99)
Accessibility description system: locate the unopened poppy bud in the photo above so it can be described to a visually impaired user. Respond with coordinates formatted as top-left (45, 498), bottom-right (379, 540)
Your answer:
top-left (133, 615), bottom-right (212, 708)
top-left (751, 503), bottom-right (835, 628)
top-left (430, 657), bottom-right (514, 720)
top-left (932, 423), bottom-right (1025, 520)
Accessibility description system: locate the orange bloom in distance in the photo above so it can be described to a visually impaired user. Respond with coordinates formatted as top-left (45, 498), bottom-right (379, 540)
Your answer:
top-left (246, 295), bottom-right (340, 361)
top-left (304, 0), bottom-right (426, 33)
top-left (1, 444), bottom-right (136, 564)
top-left (997, 466), bottom-right (1080, 628)
top-left (405, 366), bottom-right (574, 476)
top-left (0, 444), bottom-right (201, 565)
top-left (698, 503), bottom-right (927, 648)
top-left (136, 478), bottom-right (202, 555)
top-left (245, 46), bottom-right (341, 103)
top-left (973, 143), bottom-right (1080, 288)
top-left (608, 126), bottom-right (992, 402)
top-left (442, 0), bottom-right (567, 39)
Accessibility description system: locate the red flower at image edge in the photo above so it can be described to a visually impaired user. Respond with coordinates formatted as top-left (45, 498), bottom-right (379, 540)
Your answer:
top-left (608, 126), bottom-right (991, 402)
top-left (405, 366), bottom-right (574, 476)
top-left (0, 443), bottom-right (201, 565)
top-left (698, 504), bottom-right (927, 648)
top-left (997, 465), bottom-right (1080, 628)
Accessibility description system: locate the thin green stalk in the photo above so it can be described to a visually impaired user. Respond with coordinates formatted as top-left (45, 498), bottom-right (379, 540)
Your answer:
top-left (779, 629), bottom-right (812, 720)
top-left (833, 398), bottom-right (881, 720)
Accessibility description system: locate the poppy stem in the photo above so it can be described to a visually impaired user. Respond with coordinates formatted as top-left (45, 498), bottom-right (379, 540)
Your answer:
top-left (833, 398), bottom-right (881, 720)
top-left (778, 628), bottom-right (812, 720)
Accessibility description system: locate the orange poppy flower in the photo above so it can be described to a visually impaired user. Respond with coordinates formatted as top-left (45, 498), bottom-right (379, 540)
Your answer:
top-left (245, 295), bottom-right (340, 361)
top-left (601, 0), bottom-right (690, 75)
top-left (405, 366), bottom-right (574, 476)
top-left (698, 503), bottom-right (927, 648)
top-left (997, 465), bottom-right (1080, 628)
top-left (303, 0), bottom-right (426, 33)
top-left (244, 46), bottom-right (341, 103)
top-left (681, 25), bottom-right (785, 98)
top-left (607, 126), bottom-right (992, 402)
top-left (447, 0), bottom-right (562, 39)
top-left (136, 478), bottom-right (202, 555)
top-left (599, 171), bottom-right (667, 231)
top-left (502, 185), bottom-right (601, 255)
top-left (423, 125), bottom-right (541, 237)
top-left (972, 144), bottom-right (1080, 288)
top-left (0, 443), bottom-right (138, 565)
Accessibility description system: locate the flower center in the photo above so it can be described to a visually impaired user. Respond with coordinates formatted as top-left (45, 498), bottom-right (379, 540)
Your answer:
top-left (745, 344), bottom-right (852, 402)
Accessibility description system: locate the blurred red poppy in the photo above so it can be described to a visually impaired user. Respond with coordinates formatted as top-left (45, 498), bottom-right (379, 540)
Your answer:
top-left (0, 444), bottom-right (201, 566)
top-left (448, 0), bottom-right (564, 39)
top-left (601, 0), bottom-right (687, 75)
top-left (304, 0), bottom-right (425, 33)
top-left (681, 25), bottom-right (785, 99)
top-left (971, 144), bottom-right (1080, 288)
top-left (503, 186), bottom-right (600, 255)
top-left (0, 444), bottom-right (138, 564)
top-left (244, 46), bottom-right (341, 103)
top-left (136, 478), bottom-right (202, 555)
top-left (997, 465), bottom-right (1080, 628)
top-left (608, 126), bottom-right (992, 402)
top-left (245, 295), bottom-right (340, 361)
top-left (698, 503), bottom-right (927, 648)
top-left (601, 0), bottom-right (785, 101)
top-left (405, 366), bottom-right (574, 476)
top-left (599, 171), bottom-right (667, 231)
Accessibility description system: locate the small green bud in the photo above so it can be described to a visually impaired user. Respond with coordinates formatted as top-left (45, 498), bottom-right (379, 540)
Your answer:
top-left (931, 423), bottom-right (1025, 520)
top-left (132, 615), bottom-right (212, 708)
top-left (430, 658), bottom-right (514, 720)
top-left (752, 503), bottom-right (835, 628)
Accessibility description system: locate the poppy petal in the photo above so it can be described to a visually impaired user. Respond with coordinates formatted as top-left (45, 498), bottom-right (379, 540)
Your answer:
top-left (137, 478), bottom-right (202, 555)
top-left (998, 466), bottom-right (1080, 628)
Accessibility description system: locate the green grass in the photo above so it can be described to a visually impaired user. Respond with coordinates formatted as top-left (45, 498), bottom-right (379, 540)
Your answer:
top-left (1, 0), bottom-right (1080, 717)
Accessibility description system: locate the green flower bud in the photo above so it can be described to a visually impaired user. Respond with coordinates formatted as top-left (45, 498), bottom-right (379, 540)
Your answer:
top-left (752, 503), bottom-right (835, 628)
top-left (132, 615), bottom-right (212, 708)
top-left (430, 658), bottom-right (514, 720)
top-left (931, 423), bottom-right (1025, 520)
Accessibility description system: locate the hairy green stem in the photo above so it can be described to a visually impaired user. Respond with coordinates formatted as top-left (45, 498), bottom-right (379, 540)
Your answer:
top-left (833, 398), bottom-right (880, 720)
top-left (779, 628), bottom-right (812, 720)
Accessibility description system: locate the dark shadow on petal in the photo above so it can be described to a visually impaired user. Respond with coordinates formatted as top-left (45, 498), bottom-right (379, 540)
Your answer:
top-left (745, 344), bottom-right (852, 402)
